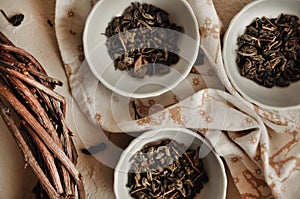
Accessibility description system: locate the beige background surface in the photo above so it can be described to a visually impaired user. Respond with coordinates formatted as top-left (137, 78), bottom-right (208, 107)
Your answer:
top-left (0, 0), bottom-right (252, 198)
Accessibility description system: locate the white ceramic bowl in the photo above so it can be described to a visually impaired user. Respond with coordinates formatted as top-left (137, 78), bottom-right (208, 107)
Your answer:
top-left (223, 0), bottom-right (300, 109)
top-left (83, 0), bottom-right (199, 98)
top-left (114, 128), bottom-right (227, 199)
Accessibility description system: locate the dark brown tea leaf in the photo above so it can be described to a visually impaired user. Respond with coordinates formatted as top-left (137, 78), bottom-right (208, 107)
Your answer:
top-left (236, 14), bottom-right (300, 88)
top-left (127, 139), bottom-right (208, 199)
top-left (104, 2), bottom-right (183, 78)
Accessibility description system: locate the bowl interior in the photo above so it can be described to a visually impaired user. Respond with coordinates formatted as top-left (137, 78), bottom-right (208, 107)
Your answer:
top-left (83, 0), bottom-right (199, 98)
top-left (114, 128), bottom-right (227, 199)
top-left (223, 0), bottom-right (300, 109)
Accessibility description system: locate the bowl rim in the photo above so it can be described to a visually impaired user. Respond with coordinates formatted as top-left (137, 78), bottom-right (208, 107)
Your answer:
top-left (113, 128), bottom-right (227, 199)
top-left (222, 0), bottom-right (300, 110)
top-left (83, 0), bottom-right (200, 99)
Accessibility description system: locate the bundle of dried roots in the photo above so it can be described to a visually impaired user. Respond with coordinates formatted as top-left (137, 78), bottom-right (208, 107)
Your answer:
top-left (0, 31), bottom-right (85, 199)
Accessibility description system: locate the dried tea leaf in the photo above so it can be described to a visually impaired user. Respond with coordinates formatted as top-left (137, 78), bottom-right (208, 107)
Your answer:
top-left (104, 2), bottom-right (183, 78)
top-left (134, 55), bottom-right (143, 73)
top-left (127, 139), bottom-right (208, 199)
top-left (1, 10), bottom-right (24, 26)
top-left (236, 14), bottom-right (300, 88)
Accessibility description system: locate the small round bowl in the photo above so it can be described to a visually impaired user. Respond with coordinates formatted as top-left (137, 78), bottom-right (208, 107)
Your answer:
top-left (83, 0), bottom-right (199, 98)
top-left (114, 128), bottom-right (227, 199)
top-left (223, 0), bottom-right (300, 109)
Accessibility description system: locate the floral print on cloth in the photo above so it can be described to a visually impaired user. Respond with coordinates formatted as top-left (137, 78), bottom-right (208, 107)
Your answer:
top-left (55, 0), bottom-right (300, 198)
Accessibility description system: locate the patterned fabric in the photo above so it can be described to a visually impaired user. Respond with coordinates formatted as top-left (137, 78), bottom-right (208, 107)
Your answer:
top-left (55, 0), bottom-right (300, 198)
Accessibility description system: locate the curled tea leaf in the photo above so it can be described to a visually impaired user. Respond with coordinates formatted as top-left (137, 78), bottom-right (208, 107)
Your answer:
top-left (1, 10), bottom-right (24, 26)
top-left (104, 2), bottom-right (183, 78)
top-left (236, 14), bottom-right (300, 88)
top-left (127, 139), bottom-right (208, 199)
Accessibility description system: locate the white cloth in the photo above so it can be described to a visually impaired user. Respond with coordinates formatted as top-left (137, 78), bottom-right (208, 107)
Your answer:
top-left (55, 0), bottom-right (300, 198)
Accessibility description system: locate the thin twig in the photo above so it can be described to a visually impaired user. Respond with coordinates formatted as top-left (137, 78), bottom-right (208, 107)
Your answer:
top-left (0, 76), bottom-right (74, 197)
top-left (24, 66), bottom-right (63, 87)
top-left (37, 89), bottom-right (60, 125)
top-left (0, 82), bottom-right (85, 199)
top-left (0, 100), bottom-right (60, 199)
top-left (53, 100), bottom-right (77, 162)
top-left (0, 43), bottom-right (46, 74)
top-left (0, 65), bottom-right (66, 113)
top-left (0, 31), bottom-right (85, 198)
top-left (0, 52), bottom-right (17, 62)
top-left (52, 100), bottom-right (76, 196)
top-left (21, 121), bottom-right (64, 194)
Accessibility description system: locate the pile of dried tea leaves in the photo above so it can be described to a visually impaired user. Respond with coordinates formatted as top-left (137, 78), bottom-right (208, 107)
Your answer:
top-left (127, 139), bottom-right (208, 199)
top-left (104, 2), bottom-right (183, 78)
top-left (236, 14), bottom-right (300, 88)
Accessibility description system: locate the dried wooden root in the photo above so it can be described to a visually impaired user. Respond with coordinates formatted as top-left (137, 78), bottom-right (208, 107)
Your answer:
top-left (0, 31), bottom-right (85, 199)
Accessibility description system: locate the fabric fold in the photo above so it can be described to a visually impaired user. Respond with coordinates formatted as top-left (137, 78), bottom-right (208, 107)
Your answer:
top-left (55, 0), bottom-right (300, 198)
